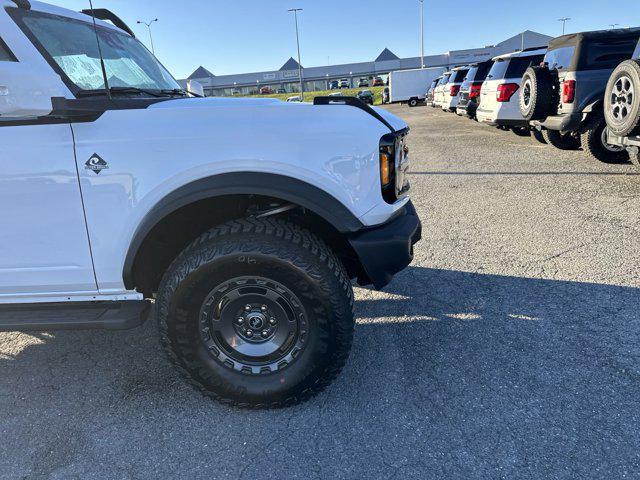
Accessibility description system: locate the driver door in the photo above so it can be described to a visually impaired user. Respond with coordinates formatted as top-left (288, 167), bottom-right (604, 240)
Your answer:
top-left (0, 121), bottom-right (98, 297)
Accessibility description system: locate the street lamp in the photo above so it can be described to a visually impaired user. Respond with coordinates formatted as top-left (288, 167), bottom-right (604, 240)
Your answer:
top-left (288, 8), bottom-right (304, 100)
top-left (419, 0), bottom-right (425, 68)
top-left (137, 18), bottom-right (158, 55)
top-left (558, 17), bottom-right (571, 35)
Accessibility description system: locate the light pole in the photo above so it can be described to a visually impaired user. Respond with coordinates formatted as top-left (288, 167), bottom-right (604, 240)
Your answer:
top-left (419, 0), bottom-right (425, 68)
top-left (137, 18), bottom-right (158, 55)
top-left (288, 8), bottom-right (304, 101)
top-left (558, 17), bottom-right (571, 35)
top-left (609, 23), bottom-right (620, 30)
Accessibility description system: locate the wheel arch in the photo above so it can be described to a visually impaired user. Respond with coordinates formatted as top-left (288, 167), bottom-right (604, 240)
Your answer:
top-left (122, 172), bottom-right (364, 293)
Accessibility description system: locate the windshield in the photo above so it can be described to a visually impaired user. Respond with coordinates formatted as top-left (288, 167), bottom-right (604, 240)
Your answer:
top-left (440, 74), bottom-right (452, 85)
top-left (17, 10), bottom-right (180, 93)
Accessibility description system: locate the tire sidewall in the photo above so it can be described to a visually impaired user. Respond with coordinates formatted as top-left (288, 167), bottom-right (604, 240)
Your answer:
top-left (583, 113), bottom-right (629, 163)
top-left (604, 61), bottom-right (640, 137)
top-left (520, 71), bottom-right (537, 119)
top-left (157, 228), bottom-right (354, 406)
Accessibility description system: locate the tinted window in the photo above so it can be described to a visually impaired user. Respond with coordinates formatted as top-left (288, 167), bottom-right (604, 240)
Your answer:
top-left (465, 62), bottom-right (492, 83)
top-left (486, 59), bottom-right (508, 80)
top-left (0, 38), bottom-right (16, 62)
top-left (582, 38), bottom-right (638, 70)
top-left (505, 55), bottom-right (544, 78)
top-left (545, 46), bottom-right (576, 70)
top-left (450, 69), bottom-right (468, 83)
top-left (440, 73), bottom-right (452, 85)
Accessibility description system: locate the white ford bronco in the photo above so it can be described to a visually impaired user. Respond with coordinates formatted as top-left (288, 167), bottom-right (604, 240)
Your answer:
top-left (0, 1), bottom-right (421, 407)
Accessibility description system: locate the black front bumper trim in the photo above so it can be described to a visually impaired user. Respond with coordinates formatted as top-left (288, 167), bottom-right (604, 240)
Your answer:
top-left (348, 201), bottom-right (422, 290)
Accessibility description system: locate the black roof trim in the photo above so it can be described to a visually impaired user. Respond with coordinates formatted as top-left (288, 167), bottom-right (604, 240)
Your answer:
top-left (549, 28), bottom-right (640, 50)
top-left (522, 45), bottom-right (548, 52)
top-left (80, 8), bottom-right (135, 37)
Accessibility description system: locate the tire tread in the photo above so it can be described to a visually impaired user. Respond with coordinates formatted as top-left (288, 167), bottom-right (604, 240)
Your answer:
top-left (156, 217), bottom-right (355, 409)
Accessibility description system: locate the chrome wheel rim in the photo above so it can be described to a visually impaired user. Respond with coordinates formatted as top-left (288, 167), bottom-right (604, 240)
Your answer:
top-left (610, 75), bottom-right (635, 124)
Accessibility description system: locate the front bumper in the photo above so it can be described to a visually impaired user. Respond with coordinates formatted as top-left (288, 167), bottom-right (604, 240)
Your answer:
top-left (349, 201), bottom-right (422, 289)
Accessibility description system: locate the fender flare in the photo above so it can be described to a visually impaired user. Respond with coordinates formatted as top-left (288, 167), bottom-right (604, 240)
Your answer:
top-left (122, 172), bottom-right (364, 288)
top-left (582, 97), bottom-right (603, 114)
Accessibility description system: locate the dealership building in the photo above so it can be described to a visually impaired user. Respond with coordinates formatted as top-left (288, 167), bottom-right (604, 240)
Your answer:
top-left (185, 30), bottom-right (552, 97)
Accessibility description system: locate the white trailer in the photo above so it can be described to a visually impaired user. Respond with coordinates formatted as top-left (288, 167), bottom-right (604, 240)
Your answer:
top-left (389, 67), bottom-right (447, 107)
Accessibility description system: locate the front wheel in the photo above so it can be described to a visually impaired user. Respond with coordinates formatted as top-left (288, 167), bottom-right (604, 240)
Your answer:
top-left (580, 112), bottom-right (629, 164)
top-left (408, 98), bottom-right (419, 107)
top-left (156, 218), bottom-right (355, 408)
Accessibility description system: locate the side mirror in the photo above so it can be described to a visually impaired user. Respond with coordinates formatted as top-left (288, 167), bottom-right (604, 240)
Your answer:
top-left (0, 62), bottom-right (67, 118)
top-left (186, 79), bottom-right (204, 97)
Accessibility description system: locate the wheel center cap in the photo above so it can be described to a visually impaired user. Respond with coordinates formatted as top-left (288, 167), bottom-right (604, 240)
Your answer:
top-left (247, 313), bottom-right (265, 330)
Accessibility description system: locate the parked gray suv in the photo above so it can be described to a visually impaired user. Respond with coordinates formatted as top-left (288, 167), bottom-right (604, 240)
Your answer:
top-left (520, 28), bottom-right (640, 163)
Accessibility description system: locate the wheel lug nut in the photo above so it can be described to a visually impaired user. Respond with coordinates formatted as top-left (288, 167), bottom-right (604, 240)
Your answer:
top-left (269, 318), bottom-right (277, 325)
top-left (261, 330), bottom-right (269, 338)
top-left (245, 330), bottom-right (253, 337)
top-left (237, 317), bottom-right (244, 325)
top-left (245, 305), bottom-right (252, 311)
top-left (261, 305), bottom-right (268, 312)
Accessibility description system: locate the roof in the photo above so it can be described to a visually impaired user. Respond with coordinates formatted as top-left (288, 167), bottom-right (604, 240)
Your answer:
top-left (375, 48), bottom-right (400, 62)
top-left (188, 66), bottom-right (215, 79)
top-left (280, 57), bottom-right (302, 71)
top-left (549, 27), bottom-right (640, 51)
top-left (493, 47), bottom-right (547, 61)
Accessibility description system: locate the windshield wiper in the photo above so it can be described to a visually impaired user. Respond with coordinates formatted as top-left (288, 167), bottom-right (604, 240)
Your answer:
top-left (160, 88), bottom-right (192, 97)
top-left (77, 87), bottom-right (167, 98)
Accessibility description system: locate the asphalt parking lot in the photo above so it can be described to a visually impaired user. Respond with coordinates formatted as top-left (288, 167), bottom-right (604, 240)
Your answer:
top-left (2, 104), bottom-right (640, 480)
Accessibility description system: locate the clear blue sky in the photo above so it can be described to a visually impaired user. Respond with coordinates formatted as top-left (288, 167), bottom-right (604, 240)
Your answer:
top-left (45, 0), bottom-right (640, 79)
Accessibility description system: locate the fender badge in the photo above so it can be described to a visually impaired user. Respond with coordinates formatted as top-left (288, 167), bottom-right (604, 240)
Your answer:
top-left (85, 154), bottom-right (109, 175)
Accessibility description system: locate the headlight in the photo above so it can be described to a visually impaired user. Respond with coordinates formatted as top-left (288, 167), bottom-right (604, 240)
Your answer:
top-left (379, 129), bottom-right (410, 204)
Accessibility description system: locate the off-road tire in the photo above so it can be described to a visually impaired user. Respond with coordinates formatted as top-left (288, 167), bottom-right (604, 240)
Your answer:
top-left (604, 60), bottom-right (640, 137)
top-left (543, 129), bottom-right (581, 150)
top-left (580, 112), bottom-right (630, 164)
top-left (531, 129), bottom-right (548, 144)
top-left (629, 147), bottom-right (640, 168)
top-left (520, 66), bottom-right (558, 121)
top-left (156, 217), bottom-right (355, 409)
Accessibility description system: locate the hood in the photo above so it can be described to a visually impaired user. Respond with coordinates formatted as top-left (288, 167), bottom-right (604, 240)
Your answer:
top-left (149, 97), bottom-right (408, 133)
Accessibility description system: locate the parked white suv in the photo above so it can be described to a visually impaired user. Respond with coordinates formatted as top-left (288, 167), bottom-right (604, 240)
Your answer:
top-left (433, 71), bottom-right (452, 108)
top-left (0, 1), bottom-right (421, 408)
top-left (476, 48), bottom-right (547, 129)
top-left (441, 66), bottom-right (469, 112)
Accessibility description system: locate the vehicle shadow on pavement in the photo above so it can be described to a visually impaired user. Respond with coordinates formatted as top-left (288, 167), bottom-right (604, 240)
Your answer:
top-left (1, 267), bottom-right (639, 478)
